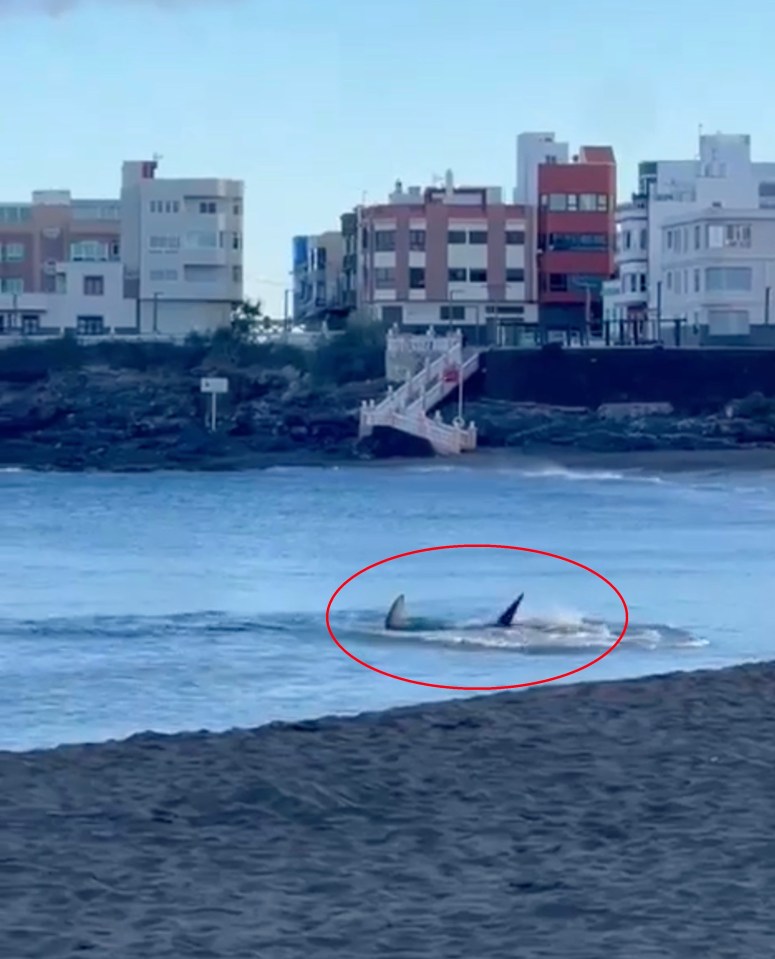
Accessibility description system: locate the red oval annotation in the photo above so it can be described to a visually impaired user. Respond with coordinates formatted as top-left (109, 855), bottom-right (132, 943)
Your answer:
top-left (325, 544), bottom-right (629, 691)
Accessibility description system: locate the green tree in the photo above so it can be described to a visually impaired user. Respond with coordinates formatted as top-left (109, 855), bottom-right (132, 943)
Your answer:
top-left (230, 297), bottom-right (267, 342)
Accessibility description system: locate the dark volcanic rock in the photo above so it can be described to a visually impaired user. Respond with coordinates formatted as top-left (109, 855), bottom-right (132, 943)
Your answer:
top-left (2, 358), bottom-right (775, 472)
top-left (356, 426), bottom-right (434, 459)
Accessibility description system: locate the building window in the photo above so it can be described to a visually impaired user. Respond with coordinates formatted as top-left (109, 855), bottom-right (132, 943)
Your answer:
top-left (640, 228), bottom-right (648, 249)
top-left (55, 272), bottom-right (67, 293)
top-left (665, 230), bottom-right (673, 250)
top-left (548, 274), bottom-right (568, 292)
top-left (199, 201), bottom-right (217, 214)
top-left (640, 273), bottom-right (647, 292)
top-left (76, 316), bottom-right (105, 336)
top-left (70, 240), bottom-right (109, 261)
top-left (381, 305), bottom-right (403, 325)
top-left (0, 278), bottom-right (23, 294)
top-left (233, 202), bottom-right (242, 216)
top-left (149, 269), bottom-right (178, 281)
top-left (110, 242), bottom-right (120, 260)
top-left (579, 193), bottom-right (597, 211)
top-left (447, 230), bottom-right (466, 244)
top-left (597, 194), bottom-right (609, 211)
top-left (694, 224), bottom-right (701, 249)
top-left (21, 315), bottom-right (39, 335)
top-left (705, 266), bottom-right (752, 291)
top-left (149, 235), bottom-right (181, 250)
top-left (233, 233), bottom-right (242, 250)
top-left (469, 268), bottom-right (487, 283)
top-left (448, 268), bottom-right (466, 282)
top-left (409, 229), bottom-right (426, 250)
top-left (566, 194), bottom-right (578, 211)
top-left (440, 305), bottom-right (465, 321)
top-left (0, 206), bottom-right (31, 223)
top-left (623, 230), bottom-right (631, 250)
top-left (708, 309), bottom-right (750, 335)
top-left (675, 271), bottom-right (683, 295)
top-left (548, 232), bottom-right (608, 251)
top-left (83, 275), bottom-right (104, 296)
top-left (674, 230), bottom-right (683, 253)
top-left (724, 224), bottom-right (751, 247)
top-left (2, 243), bottom-right (24, 261)
top-left (468, 230), bottom-right (488, 244)
top-left (185, 231), bottom-right (218, 249)
top-left (666, 271), bottom-right (672, 290)
top-left (506, 268), bottom-right (525, 283)
top-left (409, 267), bottom-right (425, 289)
top-left (548, 194), bottom-right (567, 211)
top-left (707, 225), bottom-right (724, 248)
top-left (153, 200), bottom-right (180, 214)
top-left (694, 269), bottom-right (701, 292)
top-left (232, 265), bottom-right (242, 283)
top-left (374, 230), bottom-right (396, 252)
top-left (374, 267), bottom-right (396, 289)
top-left (505, 230), bottom-right (525, 244)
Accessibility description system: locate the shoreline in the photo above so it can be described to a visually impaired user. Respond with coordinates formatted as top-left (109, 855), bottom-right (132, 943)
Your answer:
top-left (4, 444), bottom-right (775, 476)
top-left (4, 659), bottom-right (775, 956)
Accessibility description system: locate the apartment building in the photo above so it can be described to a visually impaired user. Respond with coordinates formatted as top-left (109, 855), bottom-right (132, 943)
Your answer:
top-left (604, 132), bottom-right (775, 343)
top-left (659, 208), bottom-right (775, 345)
top-left (121, 159), bottom-right (243, 336)
top-left (0, 159), bottom-right (244, 340)
top-left (340, 171), bottom-right (536, 346)
top-left (291, 231), bottom-right (344, 322)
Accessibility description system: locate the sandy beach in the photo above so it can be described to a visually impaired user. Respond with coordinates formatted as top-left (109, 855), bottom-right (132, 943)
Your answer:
top-left (3, 662), bottom-right (775, 958)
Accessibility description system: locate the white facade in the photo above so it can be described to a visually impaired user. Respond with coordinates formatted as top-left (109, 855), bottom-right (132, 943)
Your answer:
top-left (121, 160), bottom-right (244, 337)
top-left (659, 207), bottom-right (775, 342)
top-left (514, 132), bottom-right (569, 205)
top-left (0, 262), bottom-right (133, 337)
top-left (0, 159), bottom-right (244, 343)
top-left (604, 131), bottom-right (775, 342)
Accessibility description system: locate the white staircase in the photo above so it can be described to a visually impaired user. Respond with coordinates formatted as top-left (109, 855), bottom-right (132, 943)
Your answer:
top-left (359, 330), bottom-right (479, 455)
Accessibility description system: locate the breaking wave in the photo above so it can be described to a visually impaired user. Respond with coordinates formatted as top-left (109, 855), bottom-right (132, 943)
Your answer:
top-left (344, 612), bottom-right (705, 654)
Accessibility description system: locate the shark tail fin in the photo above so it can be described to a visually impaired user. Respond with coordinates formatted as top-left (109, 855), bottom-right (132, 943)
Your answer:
top-left (496, 592), bottom-right (524, 627)
top-left (385, 594), bottom-right (408, 630)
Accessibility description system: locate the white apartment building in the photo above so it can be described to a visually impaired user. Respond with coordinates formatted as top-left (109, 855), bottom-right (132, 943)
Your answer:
top-left (514, 132), bottom-right (569, 204)
top-left (121, 160), bottom-right (244, 336)
top-left (0, 159), bottom-right (244, 342)
top-left (659, 208), bottom-right (775, 344)
top-left (604, 132), bottom-right (775, 343)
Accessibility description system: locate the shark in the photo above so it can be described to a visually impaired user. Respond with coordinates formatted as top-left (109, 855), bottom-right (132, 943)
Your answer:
top-left (384, 592), bottom-right (525, 631)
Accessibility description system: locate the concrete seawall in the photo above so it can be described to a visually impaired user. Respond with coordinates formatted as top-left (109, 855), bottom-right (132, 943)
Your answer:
top-left (483, 347), bottom-right (775, 411)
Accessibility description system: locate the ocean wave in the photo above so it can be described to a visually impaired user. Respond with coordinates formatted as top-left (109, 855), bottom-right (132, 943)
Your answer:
top-left (515, 466), bottom-right (666, 484)
top-left (0, 611), bottom-right (304, 642)
top-left (343, 614), bottom-right (705, 654)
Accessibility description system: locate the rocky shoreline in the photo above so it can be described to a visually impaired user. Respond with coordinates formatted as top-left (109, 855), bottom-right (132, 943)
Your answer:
top-left (2, 359), bottom-right (775, 472)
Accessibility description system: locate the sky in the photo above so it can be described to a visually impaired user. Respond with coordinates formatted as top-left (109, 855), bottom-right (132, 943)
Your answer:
top-left (3, 0), bottom-right (775, 315)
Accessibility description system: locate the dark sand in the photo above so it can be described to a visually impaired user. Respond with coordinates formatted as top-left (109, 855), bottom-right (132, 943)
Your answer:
top-left (3, 662), bottom-right (775, 958)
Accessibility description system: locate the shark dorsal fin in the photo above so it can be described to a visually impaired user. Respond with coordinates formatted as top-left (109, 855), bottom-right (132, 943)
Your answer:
top-left (495, 593), bottom-right (524, 627)
top-left (385, 594), bottom-right (408, 630)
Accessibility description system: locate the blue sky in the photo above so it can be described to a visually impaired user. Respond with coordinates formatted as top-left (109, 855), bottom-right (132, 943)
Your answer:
top-left (3, 0), bottom-right (775, 315)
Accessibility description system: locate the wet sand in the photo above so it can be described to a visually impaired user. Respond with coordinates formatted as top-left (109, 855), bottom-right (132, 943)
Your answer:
top-left (3, 661), bottom-right (775, 958)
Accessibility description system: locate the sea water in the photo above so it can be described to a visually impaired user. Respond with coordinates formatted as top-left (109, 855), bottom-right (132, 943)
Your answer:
top-left (1, 462), bottom-right (773, 751)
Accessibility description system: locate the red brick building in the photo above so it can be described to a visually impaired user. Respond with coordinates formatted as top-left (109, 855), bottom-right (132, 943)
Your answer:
top-left (536, 146), bottom-right (616, 340)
